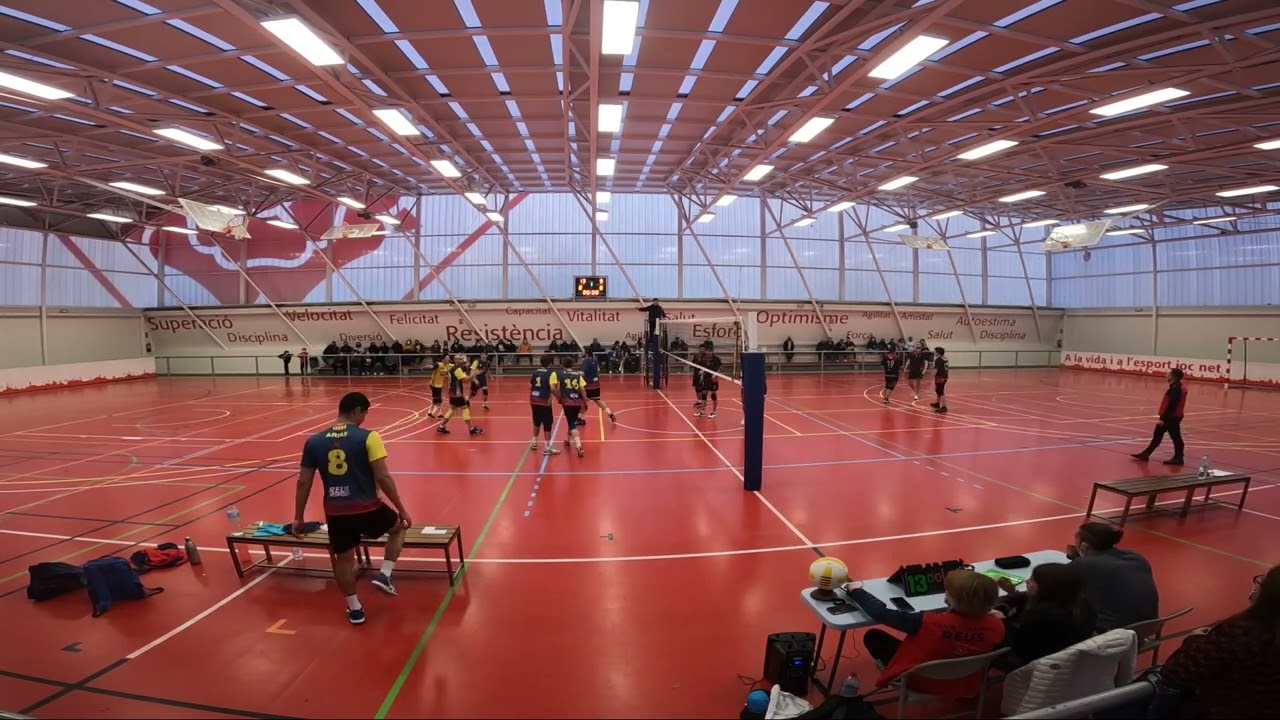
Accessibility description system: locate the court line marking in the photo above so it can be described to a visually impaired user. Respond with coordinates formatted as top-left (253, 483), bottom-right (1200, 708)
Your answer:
top-left (525, 416), bottom-right (561, 518)
top-left (654, 388), bottom-right (815, 548)
top-left (8, 384), bottom-right (268, 435)
top-left (770, 397), bottom-right (908, 460)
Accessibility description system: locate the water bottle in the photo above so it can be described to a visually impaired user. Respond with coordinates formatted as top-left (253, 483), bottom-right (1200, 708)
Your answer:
top-left (840, 674), bottom-right (861, 697)
top-left (184, 536), bottom-right (201, 565)
top-left (291, 546), bottom-right (304, 561)
top-left (226, 505), bottom-right (242, 534)
top-left (1198, 456), bottom-right (1209, 480)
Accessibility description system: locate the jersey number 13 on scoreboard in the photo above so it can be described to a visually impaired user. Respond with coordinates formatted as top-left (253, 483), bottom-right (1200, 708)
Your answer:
top-left (575, 276), bottom-right (607, 298)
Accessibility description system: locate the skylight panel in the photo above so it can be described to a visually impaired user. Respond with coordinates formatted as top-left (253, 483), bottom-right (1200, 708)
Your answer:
top-left (859, 23), bottom-right (906, 51)
top-left (993, 47), bottom-right (1059, 74)
top-left (167, 19), bottom-right (235, 51)
top-left (1173, 0), bottom-right (1220, 9)
top-left (690, 39), bottom-right (717, 71)
top-left (1138, 39), bottom-right (1209, 61)
top-left (83, 35), bottom-right (156, 61)
top-left (112, 80), bottom-right (156, 97)
top-left (677, 76), bottom-right (697, 95)
top-left (280, 114), bottom-right (312, 129)
top-left (362, 78), bottom-right (389, 96)
top-left (939, 76), bottom-right (984, 97)
top-left (4, 50), bottom-right (74, 69)
top-left (995, 0), bottom-right (1062, 28)
top-left (755, 47), bottom-right (788, 75)
top-left (843, 92), bottom-right (875, 111)
top-left (619, 72), bottom-right (634, 93)
top-left (167, 99), bottom-right (209, 114)
top-left (619, 0), bottom-right (649, 67)
top-left (317, 131), bottom-right (342, 144)
top-left (335, 108), bottom-right (364, 125)
top-left (1070, 13), bottom-right (1161, 44)
top-left (167, 66), bottom-right (223, 88)
top-left (786, 2), bottom-right (828, 40)
top-left (243, 56), bottom-right (290, 81)
top-left (295, 86), bottom-right (329, 104)
top-left (0, 7), bottom-right (68, 31)
top-left (735, 80), bottom-right (759, 100)
top-left (931, 31), bottom-right (987, 61)
top-left (230, 91), bottom-right (269, 109)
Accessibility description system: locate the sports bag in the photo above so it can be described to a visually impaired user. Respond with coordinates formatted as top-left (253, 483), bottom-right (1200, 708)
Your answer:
top-left (83, 556), bottom-right (163, 617)
top-left (26, 561), bottom-right (85, 601)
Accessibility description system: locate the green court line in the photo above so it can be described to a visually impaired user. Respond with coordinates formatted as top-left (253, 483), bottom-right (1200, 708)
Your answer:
top-left (374, 444), bottom-right (533, 719)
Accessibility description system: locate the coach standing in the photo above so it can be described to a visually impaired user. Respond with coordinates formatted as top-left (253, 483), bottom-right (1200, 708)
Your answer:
top-left (1132, 367), bottom-right (1187, 466)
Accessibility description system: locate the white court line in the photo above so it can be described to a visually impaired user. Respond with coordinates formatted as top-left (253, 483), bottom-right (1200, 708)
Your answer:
top-left (655, 388), bottom-right (816, 548)
top-left (12, 385), bottom-right (268, 435)
top-left (771, 396), bottom-right (908, 459)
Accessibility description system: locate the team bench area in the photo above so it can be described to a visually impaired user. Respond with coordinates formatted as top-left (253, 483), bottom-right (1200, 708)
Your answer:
top-left (1085, 471), bottom-right (1252, 526)
top-left (226, 524), bottom-right (465, 585)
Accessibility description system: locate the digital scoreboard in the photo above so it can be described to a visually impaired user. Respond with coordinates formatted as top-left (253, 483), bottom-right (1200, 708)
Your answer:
top-left (574, 276), bottom-right (607, 298)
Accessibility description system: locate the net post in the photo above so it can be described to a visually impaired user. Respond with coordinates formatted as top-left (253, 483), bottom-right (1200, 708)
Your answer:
top-left (650, 333), bottom-right (663, 389)
top-left (742, 350), bottom-right (765, 492)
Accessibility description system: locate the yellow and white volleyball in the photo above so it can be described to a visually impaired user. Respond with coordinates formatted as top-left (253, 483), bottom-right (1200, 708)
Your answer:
top-left (809, 557), bottom-right (849, 591)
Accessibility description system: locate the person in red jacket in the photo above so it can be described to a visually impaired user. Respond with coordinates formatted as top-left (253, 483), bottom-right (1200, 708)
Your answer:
top-left (1132, 367), bottom-right (1187, 465)
top-left (847, 569), bottom-right (1005, 696)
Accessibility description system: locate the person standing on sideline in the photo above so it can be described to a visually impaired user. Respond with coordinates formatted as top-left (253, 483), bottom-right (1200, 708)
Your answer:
top-left (298, 347), bottom-right (310, 376)
top-left (782, 336), bottom-right (795, 363)
top-left (294, 392), bottom-right (411, 625)
top-left (1132, 367), bottom-right (1187, 465)
top-left (930, 347), bottom-right (949, 414)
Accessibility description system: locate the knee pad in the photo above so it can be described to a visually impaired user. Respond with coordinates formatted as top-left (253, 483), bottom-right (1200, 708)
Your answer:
top-left (462, 408), bottom-right (472, 421)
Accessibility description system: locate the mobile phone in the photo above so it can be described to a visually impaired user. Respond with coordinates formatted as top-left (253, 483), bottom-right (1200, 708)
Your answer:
top-left (827, 603), bottom-right (859, 615)
top-left (890, 596), bottom-right (915, 612)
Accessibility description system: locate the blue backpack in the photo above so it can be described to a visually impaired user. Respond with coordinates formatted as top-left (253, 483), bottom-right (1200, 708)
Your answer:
top-left (83, 556), bottom-right (163, 617)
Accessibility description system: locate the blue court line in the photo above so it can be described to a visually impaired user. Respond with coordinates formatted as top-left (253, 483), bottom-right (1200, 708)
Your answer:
top-left (524, 416), bottom-right (561, 518)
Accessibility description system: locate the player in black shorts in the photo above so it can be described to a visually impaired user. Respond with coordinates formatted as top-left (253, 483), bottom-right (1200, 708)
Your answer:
top-left (905, 341), bottom-right (931, 401)
top-left (437, 354), bottom-right (483, 435)
top-left (931, 346), bottom-right (949, 414)
top-left (879, 350), bottom-right (902, 404)
top-left (696, 350), bottom-right (723, 418)
top-left (469, 351), bottom-right (491, 410)
top-left (553, 356), bottom-right (587, 457)
top-left (529, 354), bottom-right (558, 455)
top-left (691, 347), bottom-right (708, 408)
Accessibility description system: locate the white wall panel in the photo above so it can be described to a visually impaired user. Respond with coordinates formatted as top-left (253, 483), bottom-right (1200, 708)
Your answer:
top-left (509, 234), bottom-right (591, 262)
top-left (1158, 266), bottom-right (1280, 306)
top-left (337, 234), bottom-right (415, 268)
top-left (418, 265), bottom-right (504, 301)
top-left (717, 265), bottom-right (762, 300)
top-left (682, 265), bottom-right (726, 299)
top-left (507, 263), bottom-right (592, 299)
top-left (45, 235), bottom-right (150, 273)
top-left (330, 267), bottom-right (414, 302)
top-left (0, 315), bottom-right (41, 368)
top-left (870, 242), bottom-right (914, 273)
top-left (919, 273), bottom-right (963, 305)
top-left (45, 268), bottom-right (126, 307)
top-left (705, 195), bottom-right (759, 236)
top-left (515, 193), bottom-right (591, 233)
top-left (0, 263), bottom-right (40, 305)
top-left (420, 194), bottom-right (491, 235)
top-left (620, 265), bottom-right (679, 299)
top-left (765, 266), bottom-right (807, 300)
top-left (882, 270), bottom-right (914, 302)
top-left (771, 203), bottom-right (839, 239)
top-left (0, 226), bottom-right (43, 264)
top-left (987, 276), bottom-right (1032, 306)
top-left (45, 315), bottom-right (141, 364)
top-left (1051, 243), bottom-right (1152, 276)
top-left (163, 271), bottom-right (226, 306)
top-left (844, 270), bottom-right (889, 302)
top-left (420, 232), bottom-right (504, 265)
top-left (1051, 274), bottom-right (1152, 308)
top-left (1156, 233), bottom-right (1280, 271)
top-left (610, 194), bottom-right (679, 234)
top-left (703, 236), bottom-right (762, 265)
top-left (601, 234), bottom-right (678, 265)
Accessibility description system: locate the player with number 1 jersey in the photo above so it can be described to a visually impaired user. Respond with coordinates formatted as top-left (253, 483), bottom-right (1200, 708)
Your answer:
top-left (579, 351), bottom-right (616, 425)
top-left (529, 355), bottom-right (559, 455)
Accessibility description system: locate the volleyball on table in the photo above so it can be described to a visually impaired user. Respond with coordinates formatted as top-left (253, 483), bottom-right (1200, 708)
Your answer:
top-left (809, 557), bottom-right (849, 591)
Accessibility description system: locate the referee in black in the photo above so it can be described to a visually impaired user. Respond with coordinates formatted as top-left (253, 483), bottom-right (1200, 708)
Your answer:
top-left (1132, 367), bottom-right (1187, 465)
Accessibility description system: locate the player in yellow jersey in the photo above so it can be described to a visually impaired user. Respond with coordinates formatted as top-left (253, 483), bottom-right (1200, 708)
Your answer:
top-left (469, 351), bottom-right (491, 410)
top-left (437, 354), bottom-right (483, 435)
top-left (427, 353), bottom-right (452, 419)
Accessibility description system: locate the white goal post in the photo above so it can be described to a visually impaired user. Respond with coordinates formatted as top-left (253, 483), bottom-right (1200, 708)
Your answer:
top-left (1224, 336), bottom-right (1280, 390)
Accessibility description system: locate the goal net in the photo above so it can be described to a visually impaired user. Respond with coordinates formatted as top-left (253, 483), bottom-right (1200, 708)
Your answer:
top-left (1225, 336), bottom-right (1280, 390)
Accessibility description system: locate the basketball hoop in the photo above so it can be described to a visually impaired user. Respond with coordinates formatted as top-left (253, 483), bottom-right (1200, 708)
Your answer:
top-left (320, 223), bottom-right (381, 240)
top-left (179, 198), bottom-right (252, 239)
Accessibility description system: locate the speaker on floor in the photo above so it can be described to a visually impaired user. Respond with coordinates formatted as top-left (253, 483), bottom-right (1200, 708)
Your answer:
top-left (762, 631), bottom-right (815, 696)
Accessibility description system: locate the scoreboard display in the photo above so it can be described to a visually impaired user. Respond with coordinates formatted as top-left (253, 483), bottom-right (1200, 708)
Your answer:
top-left (574, 276), bottom-right (607, 298)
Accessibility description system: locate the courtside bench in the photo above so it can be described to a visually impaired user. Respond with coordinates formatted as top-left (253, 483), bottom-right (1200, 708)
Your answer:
top-left (1085, 471), bottom-right (1252, 526)
top-left (226, 524), bottom-right (464, 585)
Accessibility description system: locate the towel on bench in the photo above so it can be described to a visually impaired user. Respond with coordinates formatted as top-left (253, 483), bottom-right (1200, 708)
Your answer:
top-left (252, 521), bottom-right (323, 537)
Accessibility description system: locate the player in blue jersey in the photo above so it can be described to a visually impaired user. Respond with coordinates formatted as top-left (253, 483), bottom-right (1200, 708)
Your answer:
top-left (295, 392), bottom-right (411, 625)
top-left (529, 354), bottom-right (559, 455)
top-left (469, 351), bottom-right (491, 410)
top-left (577, 351), bottom-right (616, 426)
top-left (437, 354), bottom-right (483, 435)
top-left (552, 356), bottom-right (587, 458)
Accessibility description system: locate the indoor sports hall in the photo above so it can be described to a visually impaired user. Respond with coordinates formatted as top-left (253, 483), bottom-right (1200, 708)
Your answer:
top-left (0, 1), bottom-right (1278, 718)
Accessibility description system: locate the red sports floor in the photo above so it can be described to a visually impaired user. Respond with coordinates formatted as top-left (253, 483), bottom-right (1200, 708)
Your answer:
top-left (1, 369), bottom-right (1278, 718)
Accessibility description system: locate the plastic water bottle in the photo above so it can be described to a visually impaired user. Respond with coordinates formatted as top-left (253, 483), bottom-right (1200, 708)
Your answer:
top-left (1198, 456), bottom-right (1210, 480)
top-left (184, 536), bottom-right (201, 565)
top-left (840, 674), bottom-right (861, 697)
top-left (291, 546), bottom-right (304, 562)
top-left (226, 505), bottom-right (241, 534)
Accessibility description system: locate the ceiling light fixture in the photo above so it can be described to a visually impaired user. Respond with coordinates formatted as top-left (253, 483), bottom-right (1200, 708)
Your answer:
top-left (956, 139), bottom-right (1019, 160)
top-left (371, 108), bottom-right (421, 136)
top-left (966, 231), bottom-right (996, 238)
top-left (999, 190), bottom-right (1046, 203)
top-left (598, 103), bottom-right (624, 132)
top-left (1191, 216), bottom-right (1235, 224)
top-left (0, 69), bottom-right (73, 100)
top-left (153, 127), bottom-right (222, 151)
top-left (1103, 203), bottom-right (1150, 214)
top-left (485, 211), bottom-right (504, 223)
top-left (162, 226), bottom-right (198, 234)
top-left (1023, 219), bottom-right (1059, 228)
top-left (788, 117), bottom-right (835, 143)
top-left (108, 181), bottom-right (165, 196)
top-left (430, 159), bottom-right (462, 178)
top-left (596, 158), bottom-right (616, 176)
top-left (715, 195), bottom-right (738, 206)
top-left (1216, 184), bottom-right (1279, 198)
top-left (600, 0), bottom-right (641, 55)
top-left (794, 217), bottom-right (817, 227)
top-left (260, 17), bottom-right (344, 66)
top-left (1255, 139), bottom-right (1280, 151)
top-left (464, 192), bottom-right (486, 205)
top-left (867, 35), bottom-right (950, 80)
top-left (930, 210), bottom-right (963, 219)
top-left (336, 197), bottom-right (365, 209)
top-left (1099, 164), bottom-right (1168, 181)
top-left (743, 164), bottom-right (774, 182)
top-left (374, 214), bottom-right (400, 225)
top-left (828, 201), bottom-right (855, 213)
top-left (266, 220), bottom-right (298, 229)
top-left (263, 168), bottom-right (310, 185)
top-left (595, 210), bottom-right (609, 222)
top-left (0, 153), bottom-right (46, 169)
top-left (595, 190), bottom-right (612, 203)
top-left (696, 212), bottom-right (715, 223)
top-left (1106, 229), bottom-right (1144, 235)
top-left (88, 212), bottom-right (131, 223)
top-left (211, 205), bottom-right (245, 215)
top-left (882, 223), bottom-right (910, 232)
top-left (0, 196), bottom-right (36, 207)
top-left (878, 176), bottom-right (919, 191)
top-left (1089, 87), bottom-right (1189, 117)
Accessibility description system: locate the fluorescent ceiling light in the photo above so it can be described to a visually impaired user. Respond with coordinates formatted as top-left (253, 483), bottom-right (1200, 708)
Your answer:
top-left (336, 197), bottom-right (365, 209)
top-left (956, 139), bottom-right (1018, 160)
top-left (266, 219), bottom-right (298, 229)
top-left (263, 168), bottom-right (310, 185)
top-left (794, 217), bottom-right (817, 227)
top-left (1099, 164), bottom-right (1167, 181)
top-left (930, 210), bottom-right (963, 219)
top-left (878, 176), bottom-right (919, 191)
top-left (1089, 88), bottom-right (1190, 117)
top-left (371, 230), bottom-right (390, 235)
top-left (0, 153), bottom-right (46, 169)
top-left (260, 17), bottom-right (343, 66)
top-left (999, 190), bottom-right (1046, 203)
top-left (596, 158), bottom-right (616, 175)
top-left (868, 35), bottom-right (950, 80)
top-left (1255, 140), bottom-right (1280, 151)
top-left (485, 211), bottom-right (504, 223)
top-left (0, 69), bottom-right (73, 100)
top-left (1106, 229), bottom-right (1144, 235)
top-left (211, 205), bottom-right (245, 215)
top-left (1191, 216), bottom-right (1235, 224)
top-left (430, 159), bottom-right (462, 178)
top-left (743, 164), bottom-right (774, 182)
top-left (715, 195), bottom-right (738, 206)
top-left (0, 196), bottom-right (36, 207)
top-left (371, 108), bottom-right (420, 136)
top-left (374, 214), bottom-right (400, 225)
top-left (153, 127), bottom-right (222, 151)
top-left (1023, 219), bottom-right (1059, 228)
top-left (828, 201), bottom-right (855, 213)
top-left (595, 190), bottom-right (612, 203)
top-left (88, 212), bottom-right (131, 223)
top-left (601, 0), bottom-right (641, 55)
top-left (882, 223), bottom-right (909, 232)
top-left (598, 103), bottom-right (624, 133)
top-left (966, 231), bottom-right (996, 238)
top-left (1216, 184), bottom-right (1279, 198)
top-left (108, 181), bottom-right (164, 196)
top-left (696, 212), bottom-right (715, 223)
top-left (1103, 203), bottom-right (1149, 214)
top-left (162, 226), bottom-right (198, 235)
top-left (595, 210), bottom-right (609, 222)
top-left (464, 192), bottom-right (486, 205)
top-left (788, 117), bottom-right (835, 143)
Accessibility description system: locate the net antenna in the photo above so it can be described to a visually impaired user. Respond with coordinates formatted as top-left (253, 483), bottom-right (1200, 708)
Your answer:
top-left (1225, 336), bottom-right (1280, 390)
top-left (1044, 220), bottom-right (1111, 252)
top-left (320, 223), bottom-right (382, 240)
top-left (900, 234), bottom-right (949, 250)
top-left (178, 198), bottom-right (251, 239)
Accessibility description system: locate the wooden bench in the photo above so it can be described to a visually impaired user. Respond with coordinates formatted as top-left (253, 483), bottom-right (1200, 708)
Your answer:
top-left (226, 524), bottom-right (464, 585)
top-left (1085, 471), bottom-right (1252, 526)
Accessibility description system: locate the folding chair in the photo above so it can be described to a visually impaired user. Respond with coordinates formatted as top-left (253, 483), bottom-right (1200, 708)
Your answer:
top-left (1122, 606), bottom-right (1193, 665)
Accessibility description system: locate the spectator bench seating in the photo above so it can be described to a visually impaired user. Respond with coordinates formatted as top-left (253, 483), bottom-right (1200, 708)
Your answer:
top-left (226, 523), bottom-right (465, 585)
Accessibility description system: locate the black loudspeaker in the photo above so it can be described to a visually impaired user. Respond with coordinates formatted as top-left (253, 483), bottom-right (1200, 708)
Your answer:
top-left (763, 631), bottom-right (815, 696)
